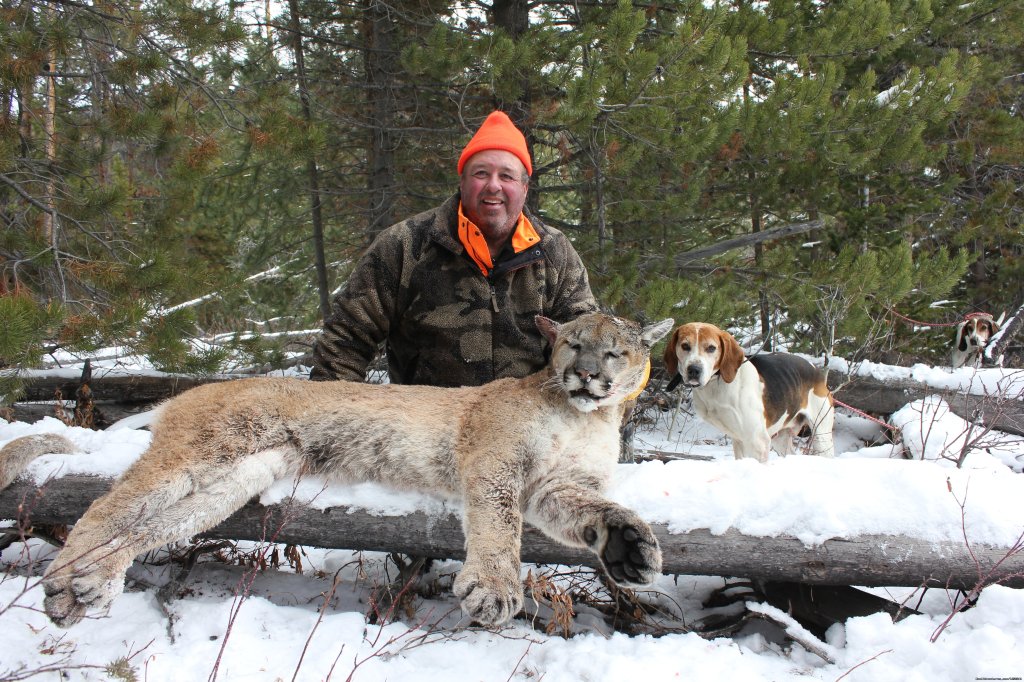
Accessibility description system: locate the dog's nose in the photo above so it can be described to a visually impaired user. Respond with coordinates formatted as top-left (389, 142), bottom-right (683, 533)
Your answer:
top-left (686, 364), bottom-right (701, 381)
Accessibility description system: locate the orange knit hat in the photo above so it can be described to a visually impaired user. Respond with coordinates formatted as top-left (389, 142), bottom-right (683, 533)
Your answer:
top-left (457, 111), bottom-right (532, 176)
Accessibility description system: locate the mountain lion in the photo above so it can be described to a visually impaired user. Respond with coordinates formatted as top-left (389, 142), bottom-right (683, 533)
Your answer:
top-left (0, 312), bottom-right (672, 628)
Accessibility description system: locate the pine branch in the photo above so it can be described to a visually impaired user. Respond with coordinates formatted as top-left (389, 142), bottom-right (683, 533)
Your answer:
top-left (0, 173), bottom-right (55, 215)
top-left (673, 219), bottom-right (827, 267)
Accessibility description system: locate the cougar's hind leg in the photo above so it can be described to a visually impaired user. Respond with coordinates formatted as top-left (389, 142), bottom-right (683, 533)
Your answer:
top-left (524, 481), bottom-right (662, 588)
top-left (43, 446), bottom-right (293, 627)
top-left (0, 433), bottom-right (77, 489)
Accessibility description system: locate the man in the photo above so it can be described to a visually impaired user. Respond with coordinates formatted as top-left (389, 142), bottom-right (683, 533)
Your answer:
top-left (310, 110), bottom-right (599, 386)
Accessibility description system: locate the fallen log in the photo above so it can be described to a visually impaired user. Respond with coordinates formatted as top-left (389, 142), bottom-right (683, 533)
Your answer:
top-left (3, 475), bottom-right (1021, 591)
top-left (15, 372), bottom-right (234, 405)
top-left (988, 300), bottom-right (1024, 364)
top-left (827, 367), bottom-right (1024, 437)
top-left (12, 364), bottom-right (1024, 435)
top-left (8, 401), bottom-right (153, 426)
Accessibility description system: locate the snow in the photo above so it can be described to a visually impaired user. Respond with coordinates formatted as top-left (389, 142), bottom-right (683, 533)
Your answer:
top-left (825, 357), bottom-right (1024, 397)
top-left (2, 364), bottom-right (1024, 681)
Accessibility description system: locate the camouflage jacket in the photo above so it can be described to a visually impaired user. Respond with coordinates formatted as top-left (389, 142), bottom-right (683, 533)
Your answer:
top-left (309, 193), bottom-right (598, 386)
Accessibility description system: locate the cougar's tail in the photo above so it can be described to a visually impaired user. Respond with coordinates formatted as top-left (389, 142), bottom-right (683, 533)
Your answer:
top-left (0, 434), bottom-right (76, 489)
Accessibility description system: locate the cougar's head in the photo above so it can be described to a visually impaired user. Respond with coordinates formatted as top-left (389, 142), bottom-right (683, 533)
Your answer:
top-left (536, 313), bottom-right (674, 413)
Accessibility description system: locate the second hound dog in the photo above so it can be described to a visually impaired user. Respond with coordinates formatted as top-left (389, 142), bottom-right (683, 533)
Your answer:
top-left (951, 313), bottom-right (1002, 369)
top-left (663, 322), bottom-right (835, 462)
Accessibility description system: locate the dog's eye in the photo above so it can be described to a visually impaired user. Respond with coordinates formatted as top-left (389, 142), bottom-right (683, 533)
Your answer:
top-left (680, 343), bottom-right (691, 352)
top-left (706, 344), bottom-right (717, 353)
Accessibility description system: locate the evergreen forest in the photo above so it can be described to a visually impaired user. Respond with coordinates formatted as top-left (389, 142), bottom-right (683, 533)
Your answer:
top-left (2, 0), bottom-right (1022, 388)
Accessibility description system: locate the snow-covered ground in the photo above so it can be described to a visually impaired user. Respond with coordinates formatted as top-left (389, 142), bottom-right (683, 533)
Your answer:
top-left (2, 362), bottom-right (1024, 681)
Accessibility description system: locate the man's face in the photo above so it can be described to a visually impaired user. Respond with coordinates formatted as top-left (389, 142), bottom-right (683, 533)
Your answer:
top-left (459, 149), bottom-right (529, 252)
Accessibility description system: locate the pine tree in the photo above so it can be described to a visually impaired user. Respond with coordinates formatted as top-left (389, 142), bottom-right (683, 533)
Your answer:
top-left (3, 0), bottom-right (1020, 389)
top-left (0, 0), bottom-right (254, 396)
top-left (918, 0), bottom-right (1024, 322)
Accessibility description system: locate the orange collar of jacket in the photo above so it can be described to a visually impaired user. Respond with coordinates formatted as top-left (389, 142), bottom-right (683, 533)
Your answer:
top-left (458, 204), bottom-right (540, 276)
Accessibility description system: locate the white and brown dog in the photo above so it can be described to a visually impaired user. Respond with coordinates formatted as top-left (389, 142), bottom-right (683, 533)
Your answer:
top-left (663, 322), bottom-right (835, 462)
top-left (951, 313), bottom-right (1002, 369)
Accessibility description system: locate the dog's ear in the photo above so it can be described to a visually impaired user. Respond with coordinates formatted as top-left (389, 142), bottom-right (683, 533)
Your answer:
top-left (956, 325), bottom-right (969, 352)
top-left (717, 329), bottom-right (746, 384)
top-left (662, 327), bottom-right (681, 377)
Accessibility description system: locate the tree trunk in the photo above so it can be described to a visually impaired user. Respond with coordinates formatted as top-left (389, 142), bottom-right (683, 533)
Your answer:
top-left (287, 0), bottom-right (331, 319)
top-left (491, 0), bottom-right (535, 212)
top-left (43, 8), bottom-right (59, 274)
top-left (363, 0), bottom-right (397, 241)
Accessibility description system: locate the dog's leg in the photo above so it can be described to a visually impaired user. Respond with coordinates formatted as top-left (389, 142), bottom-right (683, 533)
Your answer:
top-left (524, 481), bottom-right (661, 588)
top-left (770, 431), bottom-right (796, 456)
top-left (732, 432), bottom-right (771, 462)
top-left (42, 447), bottom-right (291, 627)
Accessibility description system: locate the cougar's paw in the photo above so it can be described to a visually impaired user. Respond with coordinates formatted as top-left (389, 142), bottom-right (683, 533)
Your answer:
top-left (42, 578), bottom-right (88, 628)
top-left (42, 570), bottom-right (119, 627)
top-left (585, 510), bottom-right (662, 587)
top-left (453, 568), bottom-right (523, 627)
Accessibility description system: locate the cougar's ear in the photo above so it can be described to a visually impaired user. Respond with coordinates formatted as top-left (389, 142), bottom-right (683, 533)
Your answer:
top-left (662, 326), bottom-right (681, 378)
top-left (641, 318), bottom-right (674, 348)
top-left (535, 315), bottom-right (561, 346)
top-left (717, 329), bottom-right (746, 384)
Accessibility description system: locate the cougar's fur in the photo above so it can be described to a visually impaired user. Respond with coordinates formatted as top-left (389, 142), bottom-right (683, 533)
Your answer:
top-left (0, 312), bottom-right (673, 628)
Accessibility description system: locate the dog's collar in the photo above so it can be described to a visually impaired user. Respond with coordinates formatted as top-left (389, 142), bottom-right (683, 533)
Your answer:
top-left (665, 372), bottom-right (683, 392)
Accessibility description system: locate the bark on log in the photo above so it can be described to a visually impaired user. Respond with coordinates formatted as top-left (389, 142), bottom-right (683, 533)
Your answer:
top-left (3, 475), bottom-right (1021, 591)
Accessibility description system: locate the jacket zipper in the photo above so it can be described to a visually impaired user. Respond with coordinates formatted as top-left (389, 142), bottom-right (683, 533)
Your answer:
top-left (486, 247), bottom-right (544, 314)
top-left (489, 282), bottom-right (499, 312)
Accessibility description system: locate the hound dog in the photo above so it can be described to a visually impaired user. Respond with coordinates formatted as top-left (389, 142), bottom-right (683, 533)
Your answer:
top-left (663, 322), bottom-right (835, 462)
top-left (951, 313), bottom-right (1002, 369)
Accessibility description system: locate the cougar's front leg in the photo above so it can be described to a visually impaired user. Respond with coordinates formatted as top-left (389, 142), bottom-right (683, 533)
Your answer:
top-left (43, 448), bottom-right (290, 627)
top-left (452, 469), bottom-right (525, 627)
top-left (525, 482), bottom-right (662, 587)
